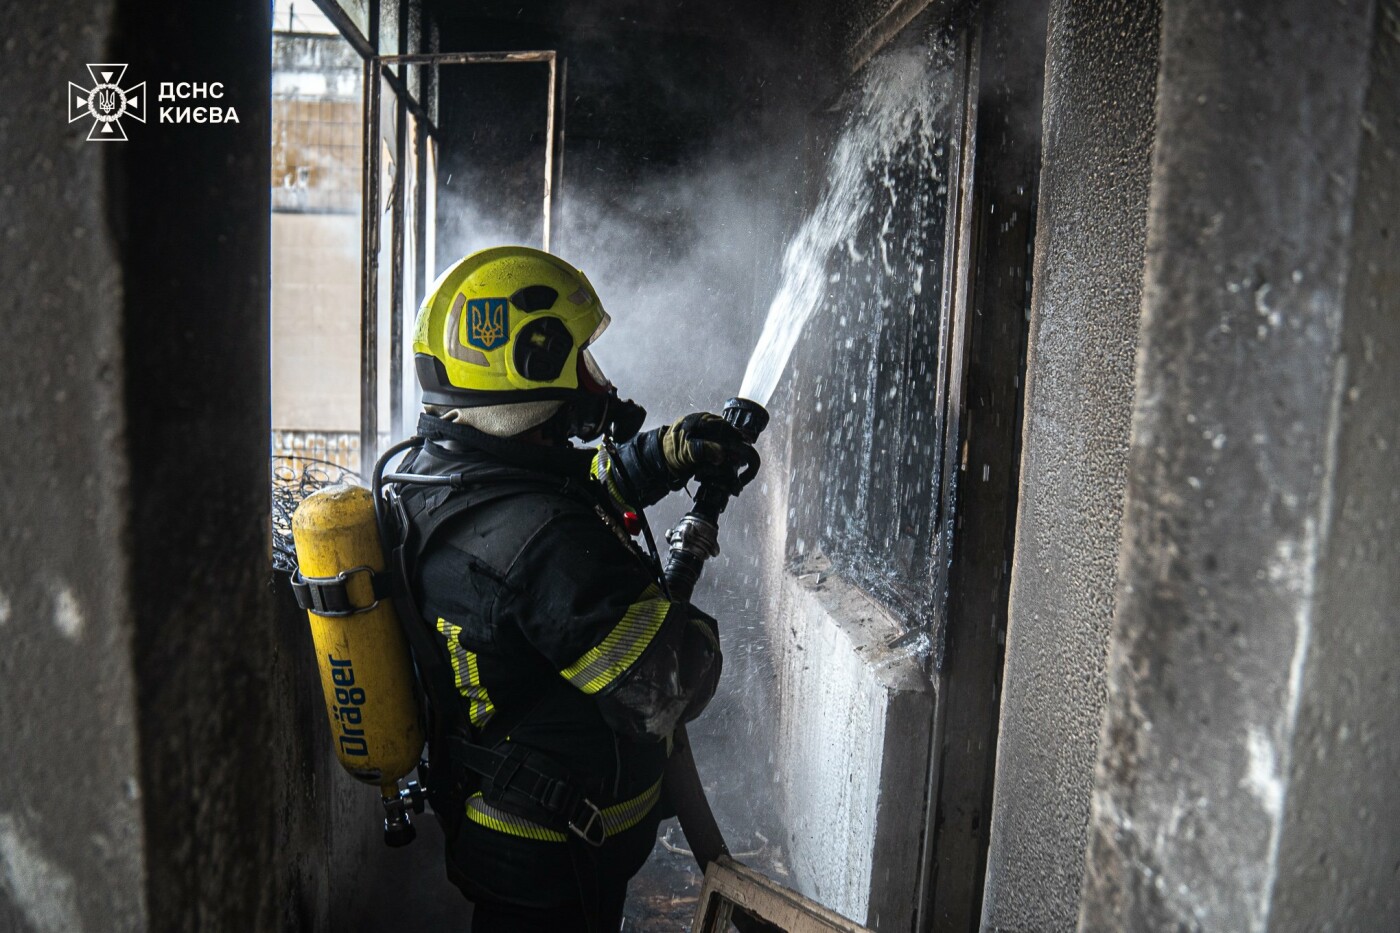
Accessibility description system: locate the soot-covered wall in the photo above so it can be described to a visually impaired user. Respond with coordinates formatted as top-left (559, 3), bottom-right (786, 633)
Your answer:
top-left (1, 0), bottom-right (147, 927)
top-left (986, 2), bottom-right (1400, 931)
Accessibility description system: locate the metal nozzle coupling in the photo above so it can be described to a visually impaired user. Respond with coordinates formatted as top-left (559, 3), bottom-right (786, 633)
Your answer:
top-left (721, 397), bottom-right (770, 444)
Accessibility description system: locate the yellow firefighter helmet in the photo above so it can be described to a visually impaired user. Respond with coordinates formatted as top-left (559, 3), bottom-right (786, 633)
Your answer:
top-left (412, 245), bottom-right (613, 408)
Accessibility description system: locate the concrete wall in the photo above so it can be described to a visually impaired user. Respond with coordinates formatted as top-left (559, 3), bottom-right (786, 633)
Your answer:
top-left (766, 549), bottom-right (934, 932)
top-left (1269, 3), bottom-right (1400, 925)
top-left (980, 2), bottom-right (1158, 930)
top-left (0, 2), bottom-right (147, 929)
top-left (0, 4), bottom-right (455, 931)
top-left (751, 415), bottom-right (930, 932)
top-left (1082, 0), bottom-right (1399, 930)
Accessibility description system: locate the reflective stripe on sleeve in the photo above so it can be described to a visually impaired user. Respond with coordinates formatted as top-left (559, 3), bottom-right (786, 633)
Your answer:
top-left (589, 447), bottom-right (631, 511)
top-left (465, 777), bottom-right (664, 843)
top-left (437, 618), bottom-right (496, 728)
top-left (559, 584), bottom-right (670, 694)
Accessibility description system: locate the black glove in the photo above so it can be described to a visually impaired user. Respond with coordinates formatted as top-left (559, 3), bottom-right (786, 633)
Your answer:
top-left (661, 412), bottom-right (759, 494)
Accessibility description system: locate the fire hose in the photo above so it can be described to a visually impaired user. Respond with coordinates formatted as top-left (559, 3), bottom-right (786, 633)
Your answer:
top-left (659, 398), bottom-right (781, 933)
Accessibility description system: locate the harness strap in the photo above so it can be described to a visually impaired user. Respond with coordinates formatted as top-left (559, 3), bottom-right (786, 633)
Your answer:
top-left (290, 565), bottom-right (401, 616)
top-left (452, 730), bottom-right (664, 846)
top-left (464, 781), bottom-right (664, 844)
top-left (447, 736), bottom-right (616, 846)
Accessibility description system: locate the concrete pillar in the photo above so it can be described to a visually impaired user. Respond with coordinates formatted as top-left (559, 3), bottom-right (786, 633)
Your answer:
top-left (1, 4), bottom-right (432, 931)
top-left (1082, 1), bottom-right (1398, 930)
top-left (0, 2), bottom-right (147, 929)
top-left (1276, 0), bottom-right (1400, 918)
top-left (981, 2), bottom-right (1159, 930)
top-left (1268, 0), bottom-right (1400, 925)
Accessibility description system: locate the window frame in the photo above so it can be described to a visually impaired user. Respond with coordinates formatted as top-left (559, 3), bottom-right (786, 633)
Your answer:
top-left (783, 18), bottom-right (977, 646)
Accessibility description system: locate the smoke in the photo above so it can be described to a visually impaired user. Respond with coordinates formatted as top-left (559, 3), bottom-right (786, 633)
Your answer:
top-left (435, 145), bottom-right (803, 428)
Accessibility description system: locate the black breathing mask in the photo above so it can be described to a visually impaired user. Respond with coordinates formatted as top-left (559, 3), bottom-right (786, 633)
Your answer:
top-left (571, 390), bottom-right (646, 443)
top-left (572, 348), bottom-right (645, 442)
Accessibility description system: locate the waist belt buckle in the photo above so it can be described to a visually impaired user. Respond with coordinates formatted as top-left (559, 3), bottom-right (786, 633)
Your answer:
top-left (569, 799), bottom-right (606, 848)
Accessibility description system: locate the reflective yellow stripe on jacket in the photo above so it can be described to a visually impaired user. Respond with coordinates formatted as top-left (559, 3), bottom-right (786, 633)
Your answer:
top-left (589, 447), bottom-right (632, 512)
top-left (465, 777), bottom-right (664, 843)
top-left (559, 584), bottom-right (670, 694)
top-left (437, 618), bottom-right (495, 728)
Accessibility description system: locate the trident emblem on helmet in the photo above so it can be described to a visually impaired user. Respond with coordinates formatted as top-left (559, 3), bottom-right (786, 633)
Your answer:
top-left (68, 64), bottom-right (146, 142)
top-left (465, 299), bottom-right (508, 351)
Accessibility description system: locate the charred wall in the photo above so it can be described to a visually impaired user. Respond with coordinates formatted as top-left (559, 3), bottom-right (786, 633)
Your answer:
top-left (0, 0), bottom-right (148, 928)
top-left (987, 2), bottom-right (1400, 931)
top-left (1269, 3), bottom-right (1400, 924)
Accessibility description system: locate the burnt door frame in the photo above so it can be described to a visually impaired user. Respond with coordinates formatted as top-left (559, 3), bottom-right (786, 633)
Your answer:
top-left (915, 0), bottom-right (1047, 929)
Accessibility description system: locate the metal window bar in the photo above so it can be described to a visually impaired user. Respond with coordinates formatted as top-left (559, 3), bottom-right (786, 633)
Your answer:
top-left (690, 858), bottom-right (874, 933)
top-left (360, 50), bottom-right (564, 468)
top-left (308, 0), bottom-right (438, 135)
top-left (390, 90), bottom-right (407, 440)
top-left (360, 56), bottom-right (381, 470)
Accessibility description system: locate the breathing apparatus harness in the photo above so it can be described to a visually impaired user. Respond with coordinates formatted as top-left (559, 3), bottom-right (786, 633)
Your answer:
top-left (364, 412), bottom-right (673, 854)
top-left (292, 398), bottom-right (774, 932)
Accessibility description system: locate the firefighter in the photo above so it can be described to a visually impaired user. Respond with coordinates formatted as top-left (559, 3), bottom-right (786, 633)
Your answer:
top-left (394, 245), bottom-right (756, 932)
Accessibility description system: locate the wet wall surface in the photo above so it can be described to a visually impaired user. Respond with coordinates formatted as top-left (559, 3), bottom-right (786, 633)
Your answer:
top-left (981, 1), bottom-right (1159, 930)
top-left (1082, 0), bottom-right (1398, 929)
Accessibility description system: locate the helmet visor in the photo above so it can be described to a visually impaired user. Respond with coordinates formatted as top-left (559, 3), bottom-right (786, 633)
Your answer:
top-left (578, 348), bottom-right (613, 394)
top-left (585, 311), bottom-right (611, 348)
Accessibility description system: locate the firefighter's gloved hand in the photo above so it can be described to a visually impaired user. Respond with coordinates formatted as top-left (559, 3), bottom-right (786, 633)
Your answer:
top-left (662, 412), bottom-right (758, 493)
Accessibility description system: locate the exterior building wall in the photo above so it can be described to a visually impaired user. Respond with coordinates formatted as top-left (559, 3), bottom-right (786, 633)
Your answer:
top-left (271, 212), bottom-right (362, 432)
top-left (270, 32), bottom-right (363, 441)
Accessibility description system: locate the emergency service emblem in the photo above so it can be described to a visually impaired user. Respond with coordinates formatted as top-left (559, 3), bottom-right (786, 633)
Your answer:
top-left (69, 64), bottom-right (146, 142)
top-left (466, 298), bottom-right (508, 351)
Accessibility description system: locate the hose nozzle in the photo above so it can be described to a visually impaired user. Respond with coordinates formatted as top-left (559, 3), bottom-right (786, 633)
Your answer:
top-left (721, 397), bottom-right (769, 444)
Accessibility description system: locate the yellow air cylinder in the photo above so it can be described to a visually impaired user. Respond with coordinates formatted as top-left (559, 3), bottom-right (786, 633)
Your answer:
top-left (292, 483), bottom-right (424, 796)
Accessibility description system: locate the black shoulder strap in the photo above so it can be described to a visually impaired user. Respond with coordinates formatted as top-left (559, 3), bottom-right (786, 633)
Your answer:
top-left (411, 479), bottom-right (561, 555)
top-left (383, 475), bottom-right (578, 825)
